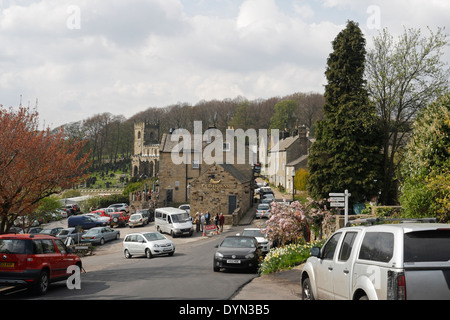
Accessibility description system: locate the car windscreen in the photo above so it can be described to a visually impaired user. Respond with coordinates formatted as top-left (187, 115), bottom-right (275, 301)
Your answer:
top-left (171, 213), bottom-right (190, 222)
top-left (221, 237), bottom-right (256, 248)
top-left (404, 229), bottom-right (450, 263)
top-left (242, 230), bottom-right (264, 238)
top-left (257, 204), bottom-right (269, 210)
top-left (143, 233), bottom-right (166, 241)
top-left (0, 239), bottom-right (29, 254)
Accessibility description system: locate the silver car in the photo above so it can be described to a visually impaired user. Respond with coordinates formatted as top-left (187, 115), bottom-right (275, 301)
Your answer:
top-left (128, 213), bottom-right (148, 228)
top-left (123, 232), bottom-right (175, 259)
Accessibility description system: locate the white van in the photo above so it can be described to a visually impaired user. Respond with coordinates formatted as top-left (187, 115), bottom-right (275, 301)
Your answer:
top-left (155, 207), bottom-right (194, 237)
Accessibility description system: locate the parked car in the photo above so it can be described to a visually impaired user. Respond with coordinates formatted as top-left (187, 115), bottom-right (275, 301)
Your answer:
top-left (301, 219), bottom-right (450, 300)
top-left (108, 203), bottom-right (130, 213)
top-left (239, 228), bottom-right (271, 254)
top-left (63, 204), bottom-right (80, 216)
top-left (123, 232), bottom-right (175, 259)
top-left (110, 212), bottom-right (129, 228)
top-left (178, 204), bottom-right (190, 214)
top-left (213, 236), bottom-right (262, 273)
top-left (0, 233), bottom-right (82, 295)
top-left (128, 213), bottom-right (148, 228)
top-left (155, 207), bottom-right (193, 237)
top-left (56, 228), bottom-right (84, 244)
top-left (83, 213), bottom-right (110, 225)
top-left (256, 203), bottom-right (271, 219)
top-left (81, 227), bottom-right (120, 245)
top-left (68, 215), bottom-right (107, 230)
top-left (39, 227), bottom-right (63, 236)
top-left (136, 209), bottom-right (154, 223)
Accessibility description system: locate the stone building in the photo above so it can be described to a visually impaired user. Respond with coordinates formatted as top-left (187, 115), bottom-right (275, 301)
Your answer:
top-left (158, 127), bottom-right (254, 222)
top-left (131, 121), bottom-right (160, 178)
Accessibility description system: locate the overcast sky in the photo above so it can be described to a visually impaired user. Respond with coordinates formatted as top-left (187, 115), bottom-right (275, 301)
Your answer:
top-left (1, 0), bottom-right (449, 128)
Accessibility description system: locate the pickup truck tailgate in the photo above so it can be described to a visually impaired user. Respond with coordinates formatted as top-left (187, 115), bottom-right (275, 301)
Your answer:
top-left (403, 229), bottom-right (450, 300)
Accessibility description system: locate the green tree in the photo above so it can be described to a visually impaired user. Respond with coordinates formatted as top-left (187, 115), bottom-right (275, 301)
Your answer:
top-left (307, 21), bottom-right (382, 203)
top-left (366, 27), bottom-right (450, 204)
top-left (400, 93), bottom-right (450, 221)
top-left (270, 100), bottom-right (297, 131)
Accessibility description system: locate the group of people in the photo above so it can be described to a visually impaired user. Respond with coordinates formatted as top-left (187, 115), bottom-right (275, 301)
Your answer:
top-left (193, 211), bottom-right (225, 233)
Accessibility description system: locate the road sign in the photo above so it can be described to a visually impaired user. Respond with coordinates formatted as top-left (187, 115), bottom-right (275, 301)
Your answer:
top-left (330, 202), bottom-right (345, 207)
top-left (329, 193), bottom-right (345, 197)
top-left (330, 197), bottom-right (345, 202)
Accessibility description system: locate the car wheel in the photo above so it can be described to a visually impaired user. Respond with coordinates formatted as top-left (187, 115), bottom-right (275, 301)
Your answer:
top-left (34, 270), bottom-right (49, 295)
top-left (213, 265), bottom-right (220, 272)
top-left (124, 249), bottom-right (132, 259)
top-left (302, 278), bottom-right (315, 300)
top-left (100, 238), bottom-right (105, 245)
top-left (115, 233), bottom-right (120, 240)
top-left (145, 248), bottom-right (153, 259)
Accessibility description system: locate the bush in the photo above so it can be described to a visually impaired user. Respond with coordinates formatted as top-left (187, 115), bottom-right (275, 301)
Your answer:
top-left (259, 240), bottom-right (325, 275)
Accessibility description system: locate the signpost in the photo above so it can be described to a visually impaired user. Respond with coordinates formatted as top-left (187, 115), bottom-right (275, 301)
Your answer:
top-left (329, 190), bottom-right (351, 225)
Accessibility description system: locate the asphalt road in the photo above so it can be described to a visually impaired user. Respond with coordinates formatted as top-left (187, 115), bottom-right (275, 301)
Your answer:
top-left (1, 219), bottom-right (260, 300)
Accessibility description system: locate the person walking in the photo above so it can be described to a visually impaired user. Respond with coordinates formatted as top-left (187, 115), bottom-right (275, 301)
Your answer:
top-left (214, 213), bottom-right (219, 230)
top-left (194, 212), bottom-right (200, 232)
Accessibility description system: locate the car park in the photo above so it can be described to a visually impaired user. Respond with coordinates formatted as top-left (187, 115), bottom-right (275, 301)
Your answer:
top-left (301, 219), bottom-right (450, 300)
top-left (123, 232), bottom-right (175, 259)
top-left (128, 213), bottom-right (148, 228)
top-left (81, 227), bottom-right (120, 245)
top-left (110, 212), bottom-right (129, 228)
top-left (213, 236), bottom-right (262, 272)
top-left (256, 203), bottom-right (271, 219)
top-left (155, 207), bottom-right (194, 237)
top-left (0, 233), bottom-right (82, 295)
top-left (239, 228), bottom-right (271, 254)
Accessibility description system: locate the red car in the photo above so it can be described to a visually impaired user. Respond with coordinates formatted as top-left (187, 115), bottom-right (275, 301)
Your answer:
top-left (109, 212), bottom-right (130, 228)
top-left (0, 233), bottom-right (82, 295)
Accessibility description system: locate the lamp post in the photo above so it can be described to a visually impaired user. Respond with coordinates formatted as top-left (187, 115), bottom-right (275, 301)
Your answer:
top-left (291, 169), bottom-right (295, 202)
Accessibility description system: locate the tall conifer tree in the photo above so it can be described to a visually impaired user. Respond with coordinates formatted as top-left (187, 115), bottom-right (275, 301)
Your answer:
top-left (307, 21), bottom-right (382, 203)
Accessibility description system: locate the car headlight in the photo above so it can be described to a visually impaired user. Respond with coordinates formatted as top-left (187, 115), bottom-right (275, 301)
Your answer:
top-left (245, 253), bottom-right (255, 259)
top-left (153, 244), bottom-right (160, 247)
top-left (215, 252), bottom-right (223, 258)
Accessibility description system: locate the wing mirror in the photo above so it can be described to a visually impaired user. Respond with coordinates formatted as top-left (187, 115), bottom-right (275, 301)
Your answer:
top-left (310, 247), bottom-right (321, 258)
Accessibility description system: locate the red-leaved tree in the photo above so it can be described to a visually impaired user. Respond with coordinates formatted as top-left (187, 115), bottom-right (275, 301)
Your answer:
top-left (0, 106), bottom-right (91, 233)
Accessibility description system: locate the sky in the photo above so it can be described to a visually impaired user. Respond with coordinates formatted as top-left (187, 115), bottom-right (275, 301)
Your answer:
top-left (0, 0), bottom-right (449, 129)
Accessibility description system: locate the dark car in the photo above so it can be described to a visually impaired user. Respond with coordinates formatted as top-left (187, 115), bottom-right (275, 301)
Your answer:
top-left (0, 233), bottom-right (82, 295)
top-left (213, 236), bottom-right (262, 273)
top-left (68, 215), bottom-right (106, 230)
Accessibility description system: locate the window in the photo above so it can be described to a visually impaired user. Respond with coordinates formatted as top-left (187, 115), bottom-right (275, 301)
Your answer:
top-left (404, 230), bottom-right (450, 263)
top-left (358, 232), bottom-right (394, 263)
top-left (192, 160), bottom-right (200, 169)
top-left (41, 239), bottom-right (56, 254)
top-left (55, 239), bottom-right (68, 254)
top-left (339, 232), bottom-right (357, 261)
top-left (321, 233), bottom-right (342, 260)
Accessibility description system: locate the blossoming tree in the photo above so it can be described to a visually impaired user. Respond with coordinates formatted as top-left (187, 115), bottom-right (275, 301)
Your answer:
top-left (0, 106), bottom-right (90, 233)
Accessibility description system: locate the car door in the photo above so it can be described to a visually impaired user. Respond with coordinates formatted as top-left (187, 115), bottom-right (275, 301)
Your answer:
top-left (315, 232), bottom-right (342, 299)
top-left (54, 239), bottom-right (75, 276)
top-left (135, 234), bottom-right (146, 255)
top-left (332, 231), bottom-right (358, 300)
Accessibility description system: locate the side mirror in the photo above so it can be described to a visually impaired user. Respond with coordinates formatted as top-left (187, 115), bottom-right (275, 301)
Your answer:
top-left (310, 247), bottom-right (321, 258)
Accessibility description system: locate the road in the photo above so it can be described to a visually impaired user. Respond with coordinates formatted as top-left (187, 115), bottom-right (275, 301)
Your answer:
top-left (1, 218), bottom-right (262, 300)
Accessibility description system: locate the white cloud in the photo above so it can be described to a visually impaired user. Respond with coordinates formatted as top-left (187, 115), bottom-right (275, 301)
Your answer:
top-left (0, 0), bottom-right (448, 128)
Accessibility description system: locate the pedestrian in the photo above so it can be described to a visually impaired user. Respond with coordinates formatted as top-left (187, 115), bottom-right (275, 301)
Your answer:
top-left (200, 212), bottom-right (205, 233)
top-left (194, 212), bottom-right (200, 232)
top-left (214, 213), bottom-right (219, 230)
top-left (219, 213), bottom-right (225, 232)
top-left (205, 211), bottom-right (211, 225)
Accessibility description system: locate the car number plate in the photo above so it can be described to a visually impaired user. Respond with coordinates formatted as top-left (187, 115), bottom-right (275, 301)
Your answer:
top-left (0, 262), bottom-right (15, 268)
top-left (227, 259), bottom-right (241, 264)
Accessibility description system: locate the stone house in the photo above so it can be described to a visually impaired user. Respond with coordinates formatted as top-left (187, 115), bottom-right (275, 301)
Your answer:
top-left (266, 126), bottom-right (313, 191)
top-left (158, 127), bottom-right (254, 222)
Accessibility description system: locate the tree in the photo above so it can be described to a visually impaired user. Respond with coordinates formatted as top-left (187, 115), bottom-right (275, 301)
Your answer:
top-left (366, 27), bottom-right (450, 204)
top-left (269, 100), bottom-right (297, 131)
top-left (0, 106), bottom-right (90, 233)
top-left (307, 21), bottom-right (382, 203)
top-left (400, 93), bottom-right (450, 221)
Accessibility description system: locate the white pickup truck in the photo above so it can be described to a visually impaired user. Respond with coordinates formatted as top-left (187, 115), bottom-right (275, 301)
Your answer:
top-left (301, 220), bottom-right (450, 300)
